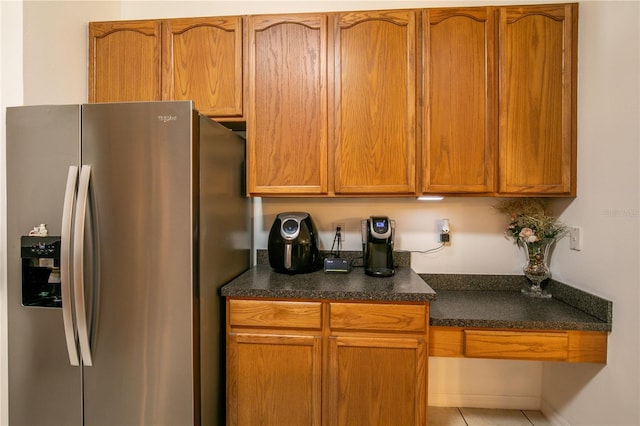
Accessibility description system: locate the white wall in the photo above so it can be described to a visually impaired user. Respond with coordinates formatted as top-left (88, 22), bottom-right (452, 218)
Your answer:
top-left (22, 1), bottom-right (120, 104)
top-left (1, 1), bottom-right (638, 425)
top-left (0, 2), bottom-right (23, 424)
top-left (541, 2), bottom-right (640, 425)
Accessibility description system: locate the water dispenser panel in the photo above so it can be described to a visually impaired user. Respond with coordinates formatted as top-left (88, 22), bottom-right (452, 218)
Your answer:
top-left (21, 236), bottom-right (62, 308)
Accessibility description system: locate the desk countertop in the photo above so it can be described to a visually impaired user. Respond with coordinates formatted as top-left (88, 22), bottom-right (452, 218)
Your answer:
top-left (423, 273), bottom-right (612, 332)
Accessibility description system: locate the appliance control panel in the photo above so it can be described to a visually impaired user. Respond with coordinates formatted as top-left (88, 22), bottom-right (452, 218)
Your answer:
top-left (21, 237), bottom-right (61, 258)
top-left (278, 212), bottom-right (310, 240)
top-left (369, 216), bottom-right (393, 240)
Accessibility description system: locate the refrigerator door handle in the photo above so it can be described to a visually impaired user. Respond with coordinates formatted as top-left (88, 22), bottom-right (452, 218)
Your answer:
top-left (61, 166), bottom-right (80, 366)
top-left (73, 165), bottom-right (94, 366)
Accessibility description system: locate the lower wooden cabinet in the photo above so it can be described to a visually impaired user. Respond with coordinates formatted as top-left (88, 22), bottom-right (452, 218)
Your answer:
top-left (227, 332), bottom-right (322, 425)
top-left (327, 302), bottom-right (429, 425)
top-left (227, 299), bottom-right (607, 425)
top-left (226, 299), bottom-right (430, 426)
top-left (226, 299), bottom-right (323, 425)
top-left (327, 335), bottom-right (427, 426)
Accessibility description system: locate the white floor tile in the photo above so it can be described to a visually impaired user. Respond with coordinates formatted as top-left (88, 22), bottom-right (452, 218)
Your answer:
top-left (524, 410), bottom-right (553, 426)
top-left (429, 407), bottom-right (467, 426)
top-left (459, 407), bottom-right (533, 426)
top-left (428, 406), bottom-right (550, 426)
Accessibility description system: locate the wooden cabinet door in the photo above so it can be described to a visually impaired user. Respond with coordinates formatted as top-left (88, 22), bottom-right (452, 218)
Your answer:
top-left (423, 8), bottom-right (497, 194)
top-left (327, 302), bottom-right (428, 425)
top-left (163, 17), bottom-right (244, 119)
top-left (498, 4), bottom-right (577, 195)
top-left (327, 335), bottom-right (427, 426)
top-left (247, 14), bottom-right (328, 195)
top-left (227, 332), bottom-right (322, 426)
top-left (333, 10), bottom-right (417, 194)
top-left (89, 20), bottom-right (162, 103)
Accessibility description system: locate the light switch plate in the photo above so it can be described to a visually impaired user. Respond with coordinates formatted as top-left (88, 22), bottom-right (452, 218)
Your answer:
top-left (569, 226), bottom-right (582, 251)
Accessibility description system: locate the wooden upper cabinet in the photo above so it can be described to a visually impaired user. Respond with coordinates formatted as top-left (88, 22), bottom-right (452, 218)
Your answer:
top-left (247, 14), bottom-right (328, 195)
top-left (422, 8), bottom-right (497, 194)
top-left (162, 17), bottom-right (244, 119)
top-left (89, 20), bottom-right (162, 103)
top-left (90, 5), bottom-right (578, 198)
top-left (90, 17), bottom-right (244, 120)
top-left (333, 10), bottom-right (417, 195)
top-left (498, 3), bottom-right (577, 196)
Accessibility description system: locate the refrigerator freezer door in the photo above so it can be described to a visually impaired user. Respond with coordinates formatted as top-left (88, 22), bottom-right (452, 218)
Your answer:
top-left (80, 102), bottom-right (197, 425)
top-left (6, 105), bottom-right (83, 426)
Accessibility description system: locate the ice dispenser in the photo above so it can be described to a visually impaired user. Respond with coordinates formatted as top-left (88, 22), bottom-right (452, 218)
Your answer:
top-left (21, 236), bottom-right (62, 307)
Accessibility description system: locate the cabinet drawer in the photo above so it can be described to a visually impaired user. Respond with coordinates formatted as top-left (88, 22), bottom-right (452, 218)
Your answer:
top-left (430, 327), bottom-right (608, 363)
top-left (229, 299), bottom-right (322, 329)
top-left (330, 302), bottom-right (427, 332)
top-left (464, 330), bottom-right (568, 361)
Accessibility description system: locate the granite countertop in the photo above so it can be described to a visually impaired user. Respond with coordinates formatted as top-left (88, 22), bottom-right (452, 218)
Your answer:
top-left (221, 265), bottom-right (436, 302)
top-left (422, 274), bottom-right (612, 332)
top-left (221, 251), bottom-right (613, 333)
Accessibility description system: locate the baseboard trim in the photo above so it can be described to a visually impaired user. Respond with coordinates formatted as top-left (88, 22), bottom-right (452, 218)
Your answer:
top-left (540, 399), bottom-right (571, 426)
top-left (428, 393), bottom-right (540, 410)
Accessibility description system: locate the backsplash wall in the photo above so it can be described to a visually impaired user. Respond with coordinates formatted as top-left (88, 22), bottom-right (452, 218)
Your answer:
top-left (254, 197), bottom-right (531, 275)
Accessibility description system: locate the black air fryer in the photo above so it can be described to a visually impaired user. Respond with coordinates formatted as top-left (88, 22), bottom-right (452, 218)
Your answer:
top-left (268, 212), bottom-right (319, 274)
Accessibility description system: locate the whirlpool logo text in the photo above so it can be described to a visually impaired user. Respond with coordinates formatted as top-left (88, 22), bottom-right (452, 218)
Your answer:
top-left (157, 115), bottom-right (177, 123)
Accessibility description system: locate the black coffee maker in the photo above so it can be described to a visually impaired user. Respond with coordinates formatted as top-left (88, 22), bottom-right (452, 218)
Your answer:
top-left (361, 216), bottom-right (395, 277)
top-left (268, 212), bottom-right (319, 274)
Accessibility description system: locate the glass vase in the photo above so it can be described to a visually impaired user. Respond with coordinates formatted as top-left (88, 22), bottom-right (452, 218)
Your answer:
top-left (520, 237), bottom-right (553, 298)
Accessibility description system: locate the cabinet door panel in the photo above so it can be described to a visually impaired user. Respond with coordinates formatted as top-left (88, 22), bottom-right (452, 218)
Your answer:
top-left (89, 21), bottom-right (162, 103)
top-left (498, 4), bottom-right (577, 195)
top-left (327, 335), bottom-right (427, 426)
top-left (227, 333), bottom-right (322, 426)
top-left (163, 17), bottom-right (243, 119)
top-left (334, 10), bottom-right (417, 194)
top-left (423, 8), bottom-right (496, 193)
top-left (247, 15), bottom-right (328, 195)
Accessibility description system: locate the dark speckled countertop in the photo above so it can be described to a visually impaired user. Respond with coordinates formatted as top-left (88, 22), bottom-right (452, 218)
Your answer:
top-left (221, 265), bottom-right (436, 302)
top-left (221, 251), bottom-right (612, 333)
top-left (423, 273), bottom-right (612, 332)
top-left (222, 250), bottom-right (435, 302)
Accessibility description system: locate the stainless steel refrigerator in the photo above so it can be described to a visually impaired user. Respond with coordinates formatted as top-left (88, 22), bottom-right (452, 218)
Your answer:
top-left (6, 101), bottom-right (251, 425)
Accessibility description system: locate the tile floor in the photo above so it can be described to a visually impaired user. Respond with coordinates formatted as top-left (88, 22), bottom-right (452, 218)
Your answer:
top-left (429, 407), bottom-right (552, 426)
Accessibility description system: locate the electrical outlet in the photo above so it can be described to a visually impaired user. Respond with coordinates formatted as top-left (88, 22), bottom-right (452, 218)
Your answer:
top-left (439, 218), bottom-right (451, 244)
top-left (440, 219), bottom-right (450, 234)
top-left (332, 223), bottom-right (345, 242)
top-left (569, 226), bottom-right (582, 251)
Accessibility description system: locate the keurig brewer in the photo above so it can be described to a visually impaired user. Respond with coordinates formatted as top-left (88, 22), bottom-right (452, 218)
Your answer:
top-left (361, 216), bottom-right (395, 277)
